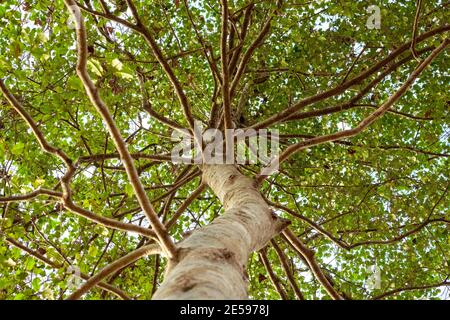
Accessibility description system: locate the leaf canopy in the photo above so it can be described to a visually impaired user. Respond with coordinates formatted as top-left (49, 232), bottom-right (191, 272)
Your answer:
top-left (0, 0), bottom-right (449, 300)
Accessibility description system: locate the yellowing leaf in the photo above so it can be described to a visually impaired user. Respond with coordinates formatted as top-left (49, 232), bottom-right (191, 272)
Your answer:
top-left (34, 177), bottom-right (45, 187)
top-left (37, 32), bottom-right (48, 43)
top-left (87, 59), bottom-right (103, 76)
top-left (88, 245), bottom-right (98, 257)
top-left (40, 53), bottom-right (50, 61)
top-left (116, 71), bottom-right (134, 80)
top-left (5, 258), bottom-right (16, 267)
top-left (111, 58), bottom-right (123, 70)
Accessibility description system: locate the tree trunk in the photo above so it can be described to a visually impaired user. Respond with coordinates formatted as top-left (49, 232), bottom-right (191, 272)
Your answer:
top-left (152, 165), bottom-right (289, 299)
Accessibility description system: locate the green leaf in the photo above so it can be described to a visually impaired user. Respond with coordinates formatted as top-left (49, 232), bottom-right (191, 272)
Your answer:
top-left (11, 142), bottom-right (25, 155)
top-left (88, 245), bottom-right (98, 257)
top-left (32, 278), bottom-right (40, 291)
top-left (124, 183), bottom-right (134, 197)
top-left (25, 258), bottom-right (35, 271)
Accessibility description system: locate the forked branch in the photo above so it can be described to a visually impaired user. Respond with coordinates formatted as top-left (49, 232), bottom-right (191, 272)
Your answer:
top-left (256, 38), bottom-right (449, 182)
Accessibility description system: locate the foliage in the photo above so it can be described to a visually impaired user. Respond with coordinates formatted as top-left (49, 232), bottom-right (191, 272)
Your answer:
top-left (0, 0), bottom-right (448, 300)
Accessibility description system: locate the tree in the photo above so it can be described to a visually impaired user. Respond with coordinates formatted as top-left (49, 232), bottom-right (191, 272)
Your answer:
top-left (0, 0), bottom-right (448, 300)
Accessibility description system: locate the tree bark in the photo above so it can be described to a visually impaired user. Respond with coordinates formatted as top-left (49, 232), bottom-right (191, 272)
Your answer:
top-left (152, 165), bottom-right (289, 299)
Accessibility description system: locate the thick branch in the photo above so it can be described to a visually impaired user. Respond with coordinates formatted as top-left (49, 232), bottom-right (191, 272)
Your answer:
top-left (0, 80), bottom-right (72, 167)
top-left (230, 2), bottom-right (281, 97)
top-left (283, 46), bottom-right (434, 123)
top-left (411, 0), bottom-right (423, 60)
top-left (271, 239), bottom-right (305, 300)
top-left (125, 0), bottom-right (196, 131)
top-left (63, 198), bottom-right (157, 239)
top-left (259, 248), bottom-right (288, 300)
top-left (64, 0), bottom-right (176, 259)
top-left (282, 229), bottom-right (344, 300)
top-left (75, 1), bottom-right (137, 30)
top-left (5, 237), bottom-right (130, 300)
top-left (251, 25), bottom-right (450, 129)
top-left (0, 188), bottom-right (62, 202)
top-left (0, 187), bottom-right (157, 238)
top-left (228, 4), bottom-right (254, 76)
top-left (221, 0), bottom-right (233, 135)
top-left (268, 199), bottom-right (350, 250)
top-left (66, 243), bottom-right (160, 299)
top-left (257, 39), bottom-right (449, 181)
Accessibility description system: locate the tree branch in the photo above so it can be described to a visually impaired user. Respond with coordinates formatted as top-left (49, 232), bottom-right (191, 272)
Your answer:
top-left (220, 0), bottom-right (233, 137)
top-left (183, 0), bottom-right (222, 83)
top-left (0, 188), bottom-right (62, 202)
top-left (270, 239), bottom-right (305, 300)
top-left (256, 38), bottom-right (449, 182)
top-left (138, 73), bottom-right (190, 135)
top-left (63, 0), bottom-right (177, 259)
top-left (282, 46), bottom-right (434, 123)
top-left (282, 229), bottom-right (345, 300)
top-left (125, 0), bottom-right (196, 132)
top-left (259, 248), bottom-right (289, 300)
top-left (165, 183), bottom-right (206, 230)
top-left (230, 1), bottom-right (282, 98)
top-left (66, 243), bottom-right (160, 299)
top-left (75, 1), bottom-right (138, 30)
top-left (268, 199), bottom-right (350, 250)
top-left (411, 0), bottom-right (423, 60)
top-left (251, 25), bottom-right (450, 129)
top-left (228, 3), bottom-right (254, 76)
top-left (5, 237), bottom-right (131, 300)
top-left (0, 80), bottom-right (73, 167)
top-left (372, 280), bottom-right (450, 300)
top-left (0, 78), bottom-right (157, 239)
